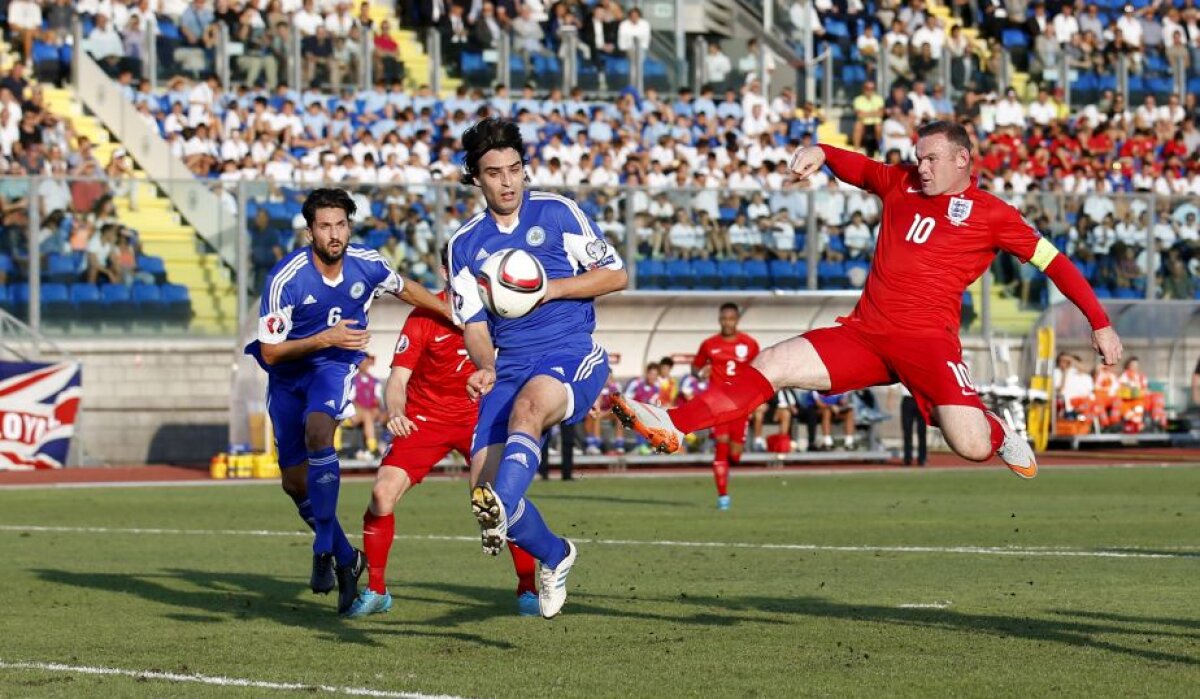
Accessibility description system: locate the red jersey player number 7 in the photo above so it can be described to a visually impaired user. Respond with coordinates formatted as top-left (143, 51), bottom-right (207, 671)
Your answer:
top-left (614, 120), bottom-right (1123, 479)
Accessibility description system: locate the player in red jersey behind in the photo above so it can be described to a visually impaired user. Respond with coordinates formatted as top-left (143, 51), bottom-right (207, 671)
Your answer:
top-left (345, 260), bottom-right (538, 618)
top-left (692, 303), bottom-right (759, 510)
top-left (614, 121), bottom-right (1123, 478)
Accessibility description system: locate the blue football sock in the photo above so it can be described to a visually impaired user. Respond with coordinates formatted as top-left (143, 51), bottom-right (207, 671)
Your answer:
top-left (306, 447), bottom-right (353, 564)
top-left (290, 494), bottom-right (316, 531)
top-left (492, 432), bottom-right (566, 568)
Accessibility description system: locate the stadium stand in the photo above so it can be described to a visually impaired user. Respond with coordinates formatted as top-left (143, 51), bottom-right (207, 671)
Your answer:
top-left (0, 0), bottom-right (1197, 339)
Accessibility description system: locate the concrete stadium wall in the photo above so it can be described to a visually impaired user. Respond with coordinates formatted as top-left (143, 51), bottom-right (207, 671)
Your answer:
top-left (59, 338), bottom-right (234, 466)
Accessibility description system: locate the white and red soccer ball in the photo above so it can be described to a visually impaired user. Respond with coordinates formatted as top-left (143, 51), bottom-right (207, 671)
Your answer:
top-left (476, 249), bottom-right (547, 319)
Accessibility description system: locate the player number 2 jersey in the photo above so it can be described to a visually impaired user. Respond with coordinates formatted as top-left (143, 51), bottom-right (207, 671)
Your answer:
top-left (693, 332), bottom-right (760, 383)
top-left (823, 147), bottom-right (1042, 336)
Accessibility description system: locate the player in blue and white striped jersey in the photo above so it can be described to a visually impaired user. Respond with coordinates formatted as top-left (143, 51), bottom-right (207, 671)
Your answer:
top-left (245, 188), bottom-right (445, 616)
top-left (447, 118), bottom-right (628, 619)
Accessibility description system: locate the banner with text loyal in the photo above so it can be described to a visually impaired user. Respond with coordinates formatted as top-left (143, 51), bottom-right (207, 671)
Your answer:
top-left (0, 361), bottom-right (82, 470)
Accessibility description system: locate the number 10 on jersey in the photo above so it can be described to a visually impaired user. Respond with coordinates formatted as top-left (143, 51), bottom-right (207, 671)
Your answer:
top-left (905, 214), bottom-right (936, 245)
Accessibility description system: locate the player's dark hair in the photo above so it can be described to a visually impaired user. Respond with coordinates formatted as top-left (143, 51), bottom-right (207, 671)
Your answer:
top-left (917, 120), bottom-right (973, 154)
top-left (302, 188), bottom-right (356, 229)
top-left (439, 244), bottom-right (449, 271)
top-left (460, 117), bottom-right (526, 185)
top-left (719, 302), bottom-right (740, 315)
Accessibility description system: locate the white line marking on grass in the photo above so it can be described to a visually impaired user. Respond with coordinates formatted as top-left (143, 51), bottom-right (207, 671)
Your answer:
top-left (2, 524), bottom-right (1196, 560)
top-left (898, 601), bottom-right (953, 609)
top-left (0, 659), bottom-right (465, 698)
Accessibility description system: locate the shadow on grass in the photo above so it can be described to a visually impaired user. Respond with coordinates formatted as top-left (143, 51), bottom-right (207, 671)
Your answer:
top-left (33, 568), bottom-right (511, 649)
top-left (398, 580), bottom-right (786, 629)
top-left (662, 594), bottom-right (1200, 666)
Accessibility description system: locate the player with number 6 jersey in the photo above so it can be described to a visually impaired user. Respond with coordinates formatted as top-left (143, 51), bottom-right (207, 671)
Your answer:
top-left (245, 188), bottom-right (445, 617)
top-left (613, 121), bottom-right (1124, 480)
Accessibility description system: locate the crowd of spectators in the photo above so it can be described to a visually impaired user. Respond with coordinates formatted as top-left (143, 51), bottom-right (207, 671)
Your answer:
top-left (5, 0), bottom-right (1200, 307)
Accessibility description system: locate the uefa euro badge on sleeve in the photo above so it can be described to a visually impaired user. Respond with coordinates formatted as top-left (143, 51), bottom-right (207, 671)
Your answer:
top-left (947, 197), bottom-right (973, 227)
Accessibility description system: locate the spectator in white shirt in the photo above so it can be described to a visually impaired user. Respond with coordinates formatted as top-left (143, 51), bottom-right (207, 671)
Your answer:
top-left (704, 42), bottom-right (733, 89)
top-left (844, 211), bottom-right (873, 259)
top-left (617, 8), bottom-right (652, 53)
top-left (993, 89), bottom-right (1027, 128)
top-left (1116, 5), bottom-right (1142, 47)
top-left (293, 0), bottom-right (324, 36)
top-left (1053, 4), bottom-right (1079, 44)
top-left (325, 1), bottom-right (356, 37)
top-left (85, 13), bottom-right (126, 72)
top-left (7, 0), bottom-right (42, 63)
top-left (1027, 89), bottom-right (1057, 126)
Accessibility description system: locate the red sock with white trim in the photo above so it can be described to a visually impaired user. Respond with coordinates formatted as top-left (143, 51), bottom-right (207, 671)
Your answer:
top-left (668, 367), bottom-right (775, 434)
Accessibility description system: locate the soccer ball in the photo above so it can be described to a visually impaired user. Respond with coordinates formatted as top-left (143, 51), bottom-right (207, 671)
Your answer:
top-left (476, 249), bottom-right (547, 319)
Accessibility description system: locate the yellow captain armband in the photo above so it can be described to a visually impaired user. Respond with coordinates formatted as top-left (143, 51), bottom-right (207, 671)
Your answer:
top-left (1029, 238), bottom-right (1059, 272)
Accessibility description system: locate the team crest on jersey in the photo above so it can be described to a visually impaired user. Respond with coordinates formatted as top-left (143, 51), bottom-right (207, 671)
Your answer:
top-left (735, 344), bottom-right (748, 359)
top-left (947, 197), bottom-right (973, 226)
top-left (395, 334), bottom-right (410, 354)
top-left (526, 226), bottom-right (546, 247)
top-left (350, 281), bottom-right (366, 299)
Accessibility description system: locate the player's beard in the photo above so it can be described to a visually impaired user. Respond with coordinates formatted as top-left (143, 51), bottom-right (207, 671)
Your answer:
top-left (313, 240), bottom-right (345, 266)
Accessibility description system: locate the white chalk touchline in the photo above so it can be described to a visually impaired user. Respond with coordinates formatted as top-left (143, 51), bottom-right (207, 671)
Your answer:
top-left (1, 524), bottom-right (1195, 560)
top-left (0, 659), bottom-right (465, 699)
top-left (898, 601), bottom-right (953, 609)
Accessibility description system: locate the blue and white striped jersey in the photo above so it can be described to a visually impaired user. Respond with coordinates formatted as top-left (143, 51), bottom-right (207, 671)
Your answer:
top-left (249, 244), bottom-right (403, 375)
top-left (447, 190), bottom-right (624, 358)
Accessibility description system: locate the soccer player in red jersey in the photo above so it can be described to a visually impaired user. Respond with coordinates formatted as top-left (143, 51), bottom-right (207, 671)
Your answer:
top-left (345, 261), bottom-right (538, 618)
top-left (692, 303), bottom-right (760, 510)
top-left (614, 121), bottom-right (1123, 478)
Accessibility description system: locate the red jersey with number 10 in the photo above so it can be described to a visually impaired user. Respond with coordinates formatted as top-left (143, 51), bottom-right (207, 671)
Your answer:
top-left (820, 145), bottom-right (1042, 336)
top-left (391, 292), bottom-right (477, 425)
top-left (693, 332), bottom-right (760, 383)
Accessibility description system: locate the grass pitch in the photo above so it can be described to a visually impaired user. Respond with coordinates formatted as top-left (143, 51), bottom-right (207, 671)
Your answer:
top-left (1, 465), bottom-right (1198, 697)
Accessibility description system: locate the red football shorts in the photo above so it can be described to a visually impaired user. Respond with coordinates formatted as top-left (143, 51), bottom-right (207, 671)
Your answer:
top-left (804, 324), bottom-right (985, 425)
top-left (711, 416), bottom-right (750, 444)
top-left (379, 417), bottom-right (474, 485)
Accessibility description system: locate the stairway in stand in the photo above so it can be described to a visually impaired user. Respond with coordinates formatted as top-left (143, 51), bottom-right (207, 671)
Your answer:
top-left (41, 88), bottom-right (238, 334)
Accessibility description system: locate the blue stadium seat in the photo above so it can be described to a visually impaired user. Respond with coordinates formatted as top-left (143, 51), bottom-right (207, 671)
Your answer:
top-left (817, 260), bottom-right (847, 289)
top-left (157, 18), bottom-right (181, 40)
top-left (70, 283), bottom-right (103, 315)
top-left (768, 259), bottom-right (799, 290)
top-left (1001, 28), bottom-right (1029, 49)
top-left (717, 259), bottom-right (743, 290)
top-left (684, 258), bottom-right (712, 290)
top-left (364, 229), bottom-right (391, 250)
top-left (664, 259), bottom-right (692, 290)
top-left (132, 282), bottom-right (163, 314)
top-left (0, 254), bottom-right (13, 275)
top-left (1114, 287), bottom-right (1141, 299)
top-left (41, 283), bottom-right (71, 318)
top-left (825, 19), bottom-right (849, 38)
top-left (161, 283), bottom-right (193, 322)
top-left (45, 254), bottom-right (78, 283)
top-left (137, 255), bottom-right (168, 283)
top-left (842, 64), bottom-right (867, 86)
top-left (743, 259), bottom-right (769, 290)
top-left (1093, 286), bottom-right (1113, 299)
top-left (101, 283), bottom-right (133, 318)
top-left (637, 259), bottom-right (665, 290)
